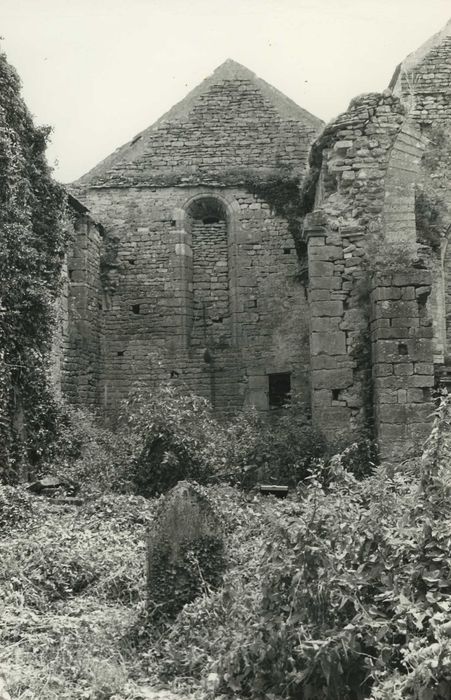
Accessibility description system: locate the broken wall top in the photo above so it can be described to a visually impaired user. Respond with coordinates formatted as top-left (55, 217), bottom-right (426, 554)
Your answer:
top-left (74, 59), bottom-right (323, 190)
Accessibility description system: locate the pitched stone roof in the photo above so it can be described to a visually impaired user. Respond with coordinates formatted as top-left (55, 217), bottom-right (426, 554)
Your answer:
top-left (74, 59), bottom-right (323, 189)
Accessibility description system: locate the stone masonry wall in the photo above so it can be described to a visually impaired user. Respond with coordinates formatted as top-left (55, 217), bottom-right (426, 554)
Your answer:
top-left (191, 219), bottom-right (230, 348)
top-left (393, 36), bottom-right (451, 128)
top-left (61, 210), bottom-right (104, 406)
top-left (370, 271), bottom-right (434, 461)
top-left (76, 185), bottom-right (310, 416)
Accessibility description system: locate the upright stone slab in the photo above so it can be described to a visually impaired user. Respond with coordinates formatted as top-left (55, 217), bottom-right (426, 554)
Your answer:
top-left (146, 481), bottom-right (225, 620)
top-left (370, 271), bottom-right (435, 461)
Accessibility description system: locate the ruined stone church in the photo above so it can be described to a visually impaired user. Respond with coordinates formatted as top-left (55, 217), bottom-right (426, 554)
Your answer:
top-left (57, 19), bottom-right (451, 459)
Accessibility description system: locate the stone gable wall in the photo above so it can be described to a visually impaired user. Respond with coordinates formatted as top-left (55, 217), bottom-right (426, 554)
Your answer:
top-left (82, 77), bottom-right (320, 188)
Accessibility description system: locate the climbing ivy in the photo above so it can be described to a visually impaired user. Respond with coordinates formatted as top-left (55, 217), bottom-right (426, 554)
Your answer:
top-left (0, 50), bottom-right (68, 482)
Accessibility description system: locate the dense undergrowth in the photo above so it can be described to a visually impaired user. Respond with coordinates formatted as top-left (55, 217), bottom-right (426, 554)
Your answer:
top-left (1, 389), bottom-right (451, 699)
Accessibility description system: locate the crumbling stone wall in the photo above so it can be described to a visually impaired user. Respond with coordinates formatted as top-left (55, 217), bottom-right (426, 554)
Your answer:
top-left (303, 84), bottom-right (437, 460)
top-left (304, 92), bottom-right (418, 436)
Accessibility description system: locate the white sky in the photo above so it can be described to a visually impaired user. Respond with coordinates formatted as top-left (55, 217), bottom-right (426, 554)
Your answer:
top-left (2, 0), bottom-right (450, 183)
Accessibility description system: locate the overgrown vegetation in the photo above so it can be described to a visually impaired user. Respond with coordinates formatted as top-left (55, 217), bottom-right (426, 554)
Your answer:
top-left (48, 384), bottom-right (333, 497)
top-left (2, 388), bottom-right (451, 698)
top-left (0, 50), bottom-right (68, 482)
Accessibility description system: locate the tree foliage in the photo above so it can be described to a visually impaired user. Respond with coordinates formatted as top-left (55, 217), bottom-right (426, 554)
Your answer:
top-left (0, 50), bottom-right (67, 481)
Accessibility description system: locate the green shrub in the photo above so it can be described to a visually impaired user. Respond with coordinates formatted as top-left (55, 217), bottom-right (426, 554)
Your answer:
top-left (50, 405), bottom-right (136, 495)
top-left (122, 384), bottom-right (229, 497)
top-left (415, 186), bottom-right (447, 251)
top-left (0, 484), bottom-right (32, 530)
top-left (144, 398), bottom-right (451, 699)
top-left (230, 400), bottom-right (327, 488)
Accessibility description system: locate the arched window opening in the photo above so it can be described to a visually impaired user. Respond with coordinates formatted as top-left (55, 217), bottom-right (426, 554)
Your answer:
top-left (185, 196), bottom-right (230, 348)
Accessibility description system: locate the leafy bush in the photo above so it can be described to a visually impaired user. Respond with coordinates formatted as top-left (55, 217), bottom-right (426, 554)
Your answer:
top-left (121, 384), bottom-right (231, 497)
top-left (228, 399), bottom-right (327, 488)
top-left (0, 484), bottom-right (32, 530)
top-left (51, 405), bottom-right (136, 495)
top-left (415, 186), bottom-right (447, 251)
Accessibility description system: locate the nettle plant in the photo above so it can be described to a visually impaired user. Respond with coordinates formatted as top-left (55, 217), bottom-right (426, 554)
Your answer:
top-left (0, 50), bottom-right (67, 481)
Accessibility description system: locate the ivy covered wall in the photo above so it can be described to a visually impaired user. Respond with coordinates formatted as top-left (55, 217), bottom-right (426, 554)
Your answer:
top-left (0, 50), bottom-right (67, 481)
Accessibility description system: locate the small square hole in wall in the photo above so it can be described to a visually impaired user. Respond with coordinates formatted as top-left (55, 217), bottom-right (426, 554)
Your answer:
top-left (332, 389), bottom-right (340, 401)
top-left (283, 248), bottom-right (292, 255)
top-left (117, 351), bottom-right (124, 357)
top-left (68, 269), bottom-right (74, 281)
top-left (129, 259), bottom-right (136, 266)
top-left (250, 299), bottom-right (257, 308)
top-left (98, 302), bottom-right (103, 311)
top-left (171, 220), bottom-right (177, 227)
top-left (398, 343), bottom-right (408, 356)
top-left (170, 370), bottom-right (179, 378)
top-left (131, 304), bottom-right (140, 315)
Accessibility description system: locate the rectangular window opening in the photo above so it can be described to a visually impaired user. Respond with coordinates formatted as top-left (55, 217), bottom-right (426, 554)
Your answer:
top-left (283, 248), bottom-right (292, 255)
top-left (268, 372), bottom-right (291, 409)
top-left (398, 343), bottom-right (408, 356)
top-left (68, 269), bottom-right (74, 281)
top-left (332, 389), bottom-right (340, 401)
top-left (131, 304), bottom-right (140, 315)
top-left (117, 351), bottom-right (124, 357)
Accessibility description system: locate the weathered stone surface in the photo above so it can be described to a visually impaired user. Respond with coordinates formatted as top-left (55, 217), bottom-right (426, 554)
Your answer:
top-left (311, 331), bottom-right (346, 356)
top-left (147, 481), bottom-right (225, 620)
top-left (310, 301), bottom-right (343, 317)
top-left (313, 368), bottom-right (353, 390)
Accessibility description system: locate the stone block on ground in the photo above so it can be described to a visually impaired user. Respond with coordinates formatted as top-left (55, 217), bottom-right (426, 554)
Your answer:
top-left (146, 481), bottom-right (225, 621)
